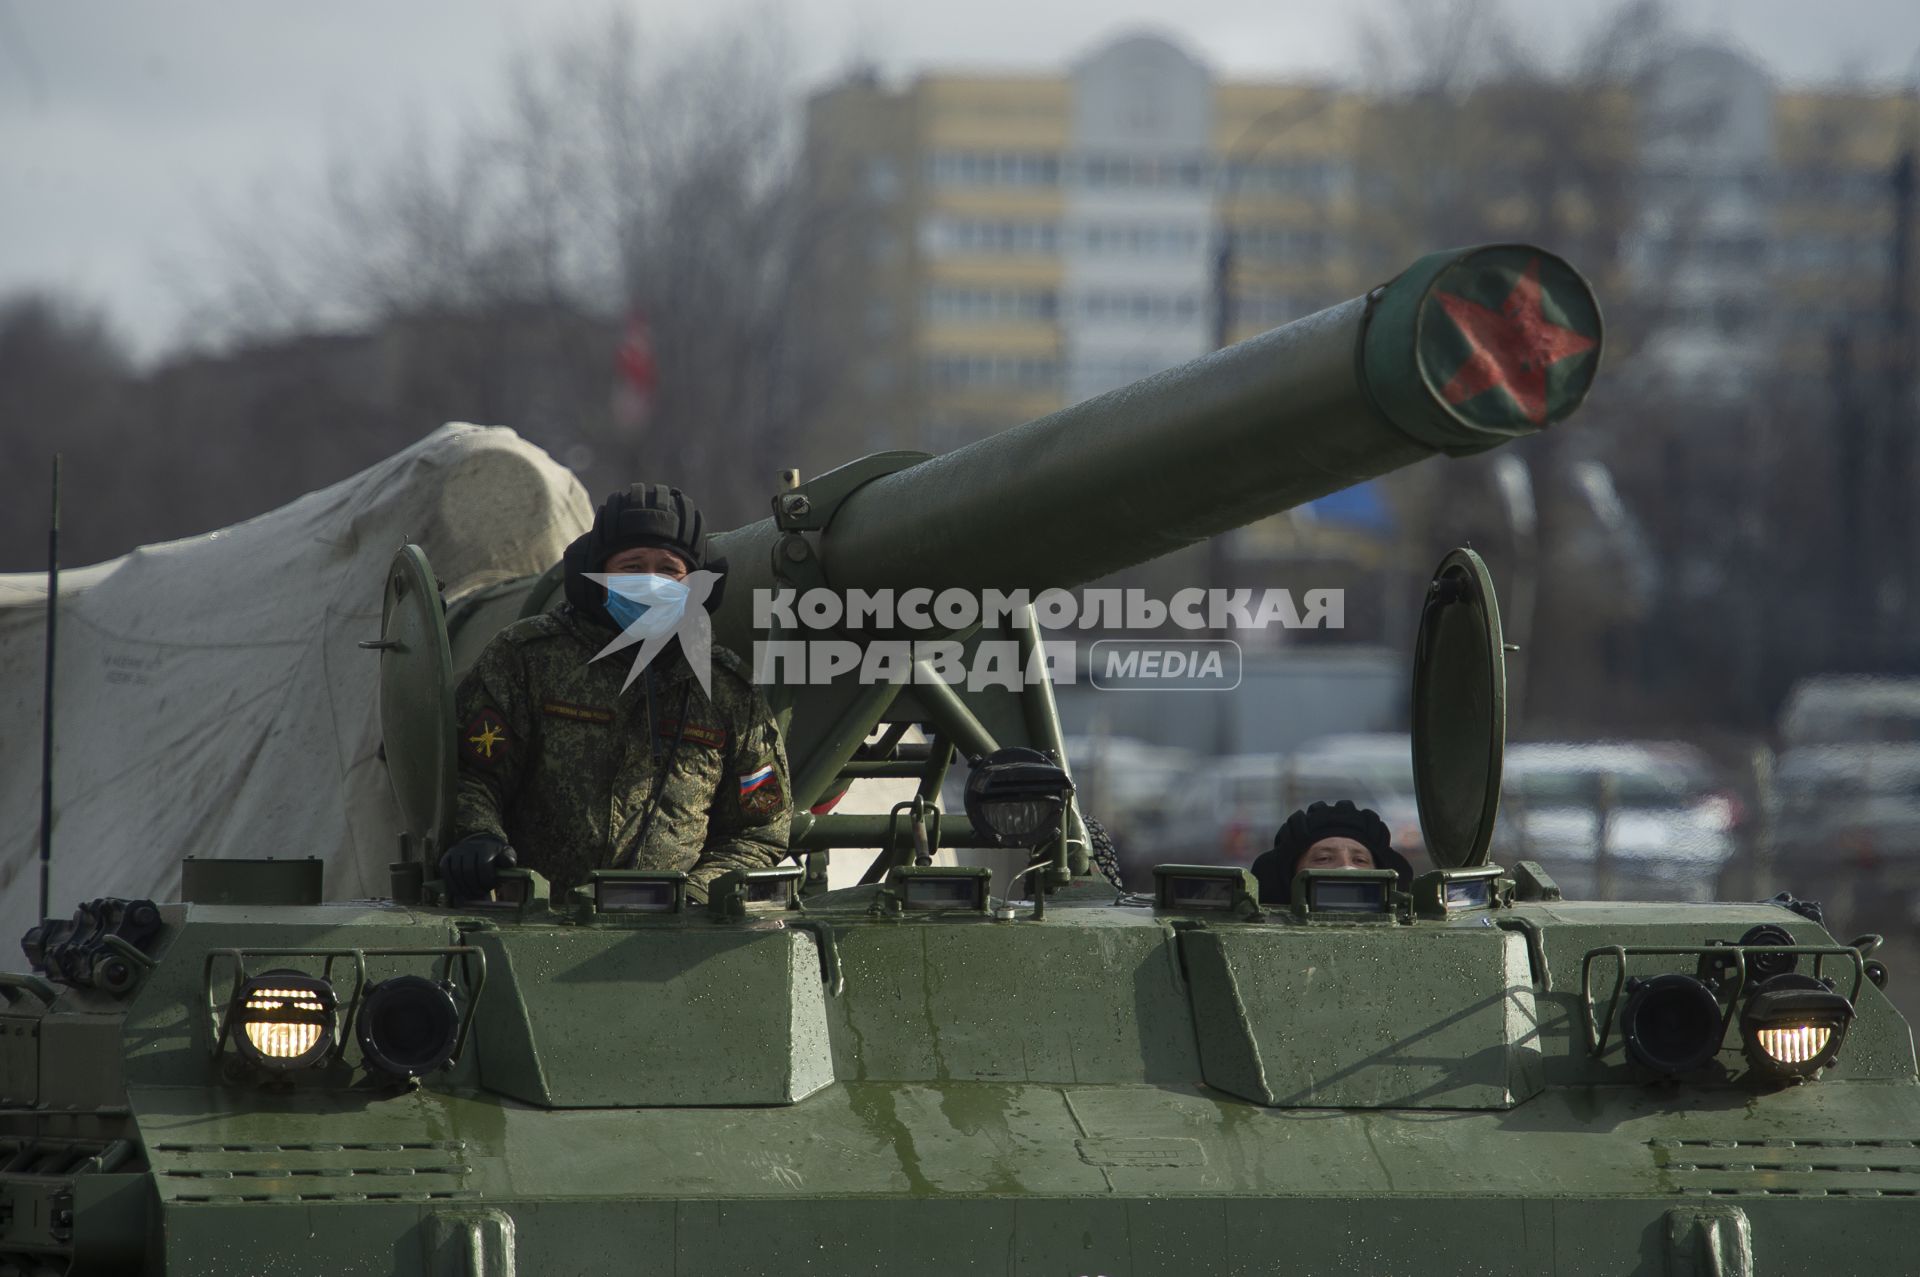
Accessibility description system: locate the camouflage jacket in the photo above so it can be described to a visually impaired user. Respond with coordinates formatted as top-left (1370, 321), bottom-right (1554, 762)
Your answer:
top-left (451, 605), bottom-right (790, 897)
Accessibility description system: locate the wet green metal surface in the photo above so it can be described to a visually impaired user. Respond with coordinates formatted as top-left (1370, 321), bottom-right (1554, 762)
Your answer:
top-left (127, 1075), bottom-right (1920, 1204)
top-left (23, 893), bottom-right (1897, 1273)
top-left (1183, 926), bottom-right (1541, 1108)
top-left (469, 926), bottom-right (833, 1107)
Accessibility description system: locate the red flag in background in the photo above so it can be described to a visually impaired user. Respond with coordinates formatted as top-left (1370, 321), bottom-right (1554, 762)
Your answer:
top-left (613, 312), bottom-right (658, 430)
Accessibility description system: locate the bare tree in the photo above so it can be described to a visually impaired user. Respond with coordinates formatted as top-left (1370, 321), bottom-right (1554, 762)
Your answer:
top-left (176, 8), bottom-right (851, 527)
top-left (1351, 2), bottom-right (1668, 725)
top-left (0, 293), bottom-right (134, 569)
top-left (1356, 0), bottom-right (1676, 334)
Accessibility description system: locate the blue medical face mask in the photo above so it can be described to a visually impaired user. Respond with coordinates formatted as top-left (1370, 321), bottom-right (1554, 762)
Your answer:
top-left (604, 574), bottom-right (690, 638)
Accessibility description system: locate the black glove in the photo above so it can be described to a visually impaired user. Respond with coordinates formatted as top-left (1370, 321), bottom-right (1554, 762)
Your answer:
top-left (439, 834), bottom-right (515, 901)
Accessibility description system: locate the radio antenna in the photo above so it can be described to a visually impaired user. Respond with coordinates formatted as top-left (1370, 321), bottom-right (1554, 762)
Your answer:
top-left (38, 455), bottom-right (60, 924)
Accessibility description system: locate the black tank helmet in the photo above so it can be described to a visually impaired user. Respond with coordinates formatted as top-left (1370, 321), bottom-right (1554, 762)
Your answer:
top-left (562, 483), bottom-right (728, 625)
top-left (1250, 799), bottom-right (1412, 905)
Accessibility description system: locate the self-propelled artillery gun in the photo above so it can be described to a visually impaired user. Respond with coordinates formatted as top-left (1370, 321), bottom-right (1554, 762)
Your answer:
top-left (7, 246), bottom-right (1913, 1276)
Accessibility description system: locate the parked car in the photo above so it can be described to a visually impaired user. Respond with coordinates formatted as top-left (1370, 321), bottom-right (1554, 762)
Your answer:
top-left (1767, 677), bottom-right (1920, 919)
top-left (1494, 742), bottom-right (1739, 901)
top-left (1768, 743), bottom-right (1920, 899)
top-left (1778, 675), bottom-right (1920, 749)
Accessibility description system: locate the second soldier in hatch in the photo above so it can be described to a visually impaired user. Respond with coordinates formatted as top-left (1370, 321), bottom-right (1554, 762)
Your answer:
top-left (1249, 799), bottom-right (1413, 905)
top-left (440, 484), bottom-right (791, 901)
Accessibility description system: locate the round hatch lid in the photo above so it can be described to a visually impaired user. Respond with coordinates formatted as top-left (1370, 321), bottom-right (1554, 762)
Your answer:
top-left (1411, 547), bottom-right (1507, 869)
top-left (376, 544), bottom-right (456, 861)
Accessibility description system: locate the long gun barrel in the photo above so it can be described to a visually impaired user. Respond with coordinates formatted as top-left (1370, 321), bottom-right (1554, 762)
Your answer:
top-left (431, 244), bottom-right (1602, 848)
top-left (711, 244), bottom-right (1600, 630)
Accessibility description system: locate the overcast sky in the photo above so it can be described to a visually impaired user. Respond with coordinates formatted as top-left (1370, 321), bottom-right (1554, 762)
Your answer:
top-left (5, 0), bottom-right (1919, 361)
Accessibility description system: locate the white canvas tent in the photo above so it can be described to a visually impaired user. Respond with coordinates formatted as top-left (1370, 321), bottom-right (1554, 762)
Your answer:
top-left (0, 425), bottom-right (591, 947)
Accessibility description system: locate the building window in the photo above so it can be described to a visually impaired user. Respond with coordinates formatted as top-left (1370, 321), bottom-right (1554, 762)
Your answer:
top-left (925, 353), bottom-right (1061, 389)
top-left (1073, 290), bottom-right (1203, 322)
top-left (922, 217), bottom-right (1060, 256)
top-left (1226, 225), bottom-right (1332, 260)
top-left (1076, 222), bottom-right (1204, 256)
top-left (928, 150), bottom-right (1062, 187)
top-left (1224, 158), bottom-right (1348, 197)
top-left (925, 286), bottom-right (1058, 321)
top-left (1070, 152), bottom-right (1210, 189)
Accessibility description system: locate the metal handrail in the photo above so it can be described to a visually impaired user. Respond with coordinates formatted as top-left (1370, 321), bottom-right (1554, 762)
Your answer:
top-left (1580, 943), bottom-right (1865, 1057)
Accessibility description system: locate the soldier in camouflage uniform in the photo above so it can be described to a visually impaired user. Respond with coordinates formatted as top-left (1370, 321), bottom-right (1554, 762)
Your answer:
top-left (440, 484), bottom-right (790, 901)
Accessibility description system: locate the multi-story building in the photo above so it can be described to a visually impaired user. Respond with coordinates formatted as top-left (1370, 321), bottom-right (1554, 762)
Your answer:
top-left (802, 33), bottom-right (1369, 458)
top-left (806, 31), bottom-right (1918, 441)
top-left (1625, 44), bottom-right (1916, 395)
top-left (799, 29), bottom-right (1920, 725)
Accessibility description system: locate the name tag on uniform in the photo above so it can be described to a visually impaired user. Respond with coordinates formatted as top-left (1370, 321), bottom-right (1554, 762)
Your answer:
top-left (543, 700), bottom-right (614, 725)
top-left (656, 718), bottom-right (727, 750)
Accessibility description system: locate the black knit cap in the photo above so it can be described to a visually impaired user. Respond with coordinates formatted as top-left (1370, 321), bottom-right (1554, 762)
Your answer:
top-left (1250, 799), bottom-right (1412, 905)
top-left (562, 484), bottom-right (729, 623)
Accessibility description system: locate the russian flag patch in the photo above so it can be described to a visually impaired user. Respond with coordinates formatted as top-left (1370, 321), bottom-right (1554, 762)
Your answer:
top-left (738, 763), bottom-right (784, 816)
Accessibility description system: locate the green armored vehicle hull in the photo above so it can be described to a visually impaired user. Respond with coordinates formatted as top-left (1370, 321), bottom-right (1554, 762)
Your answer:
top-left (9, 245), bottom-right (1913, 1274)
top-left (14, 889), bottom-right (1915, 1275)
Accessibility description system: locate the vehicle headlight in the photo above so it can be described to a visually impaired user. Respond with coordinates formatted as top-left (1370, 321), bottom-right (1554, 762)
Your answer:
top-left (1740, 973), bottom-right (1853, 1081)
top-left (234, 970), bottom-right (337, 1070)
top-left (357, 975), bottom-right (461, 1079)
top-left (963, 747), bottom-right (1074, 847)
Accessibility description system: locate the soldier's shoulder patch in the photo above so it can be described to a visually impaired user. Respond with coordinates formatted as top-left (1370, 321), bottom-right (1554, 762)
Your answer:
top-left (542, 700), bottom-right (614, 725)
top-left (658, 718), bottom-right (727, 750)
top-left (738, 763), bottom-right (785, 816)
top-left (461, 707), bottom-right (511, 768)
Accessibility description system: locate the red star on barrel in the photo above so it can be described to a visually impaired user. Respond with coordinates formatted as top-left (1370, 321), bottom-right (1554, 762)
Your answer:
top-left (1434, 257), bottom-right (1596, 424)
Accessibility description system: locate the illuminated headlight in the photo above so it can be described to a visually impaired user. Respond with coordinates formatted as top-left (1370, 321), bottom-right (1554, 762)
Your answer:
top-left (963, 748), bottom-right (1074, 847)
top-left (1740, 973), bottom-right (1853, 1080)
top-left (1621, 973), bottom-right (1723, 1076)
top-left (234, 970), bottom-right (336, 1070)
top-left (1755, 1025), bottom-right (1832, 1065)
top-left (357, 975), bottom-right (460, 1079)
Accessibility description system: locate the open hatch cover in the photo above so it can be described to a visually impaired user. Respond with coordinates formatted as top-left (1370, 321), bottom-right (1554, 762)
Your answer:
top-left (375, 544), bottom-right (456, 863)
top-left (1411, 547), bottom-right (1507, 869)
